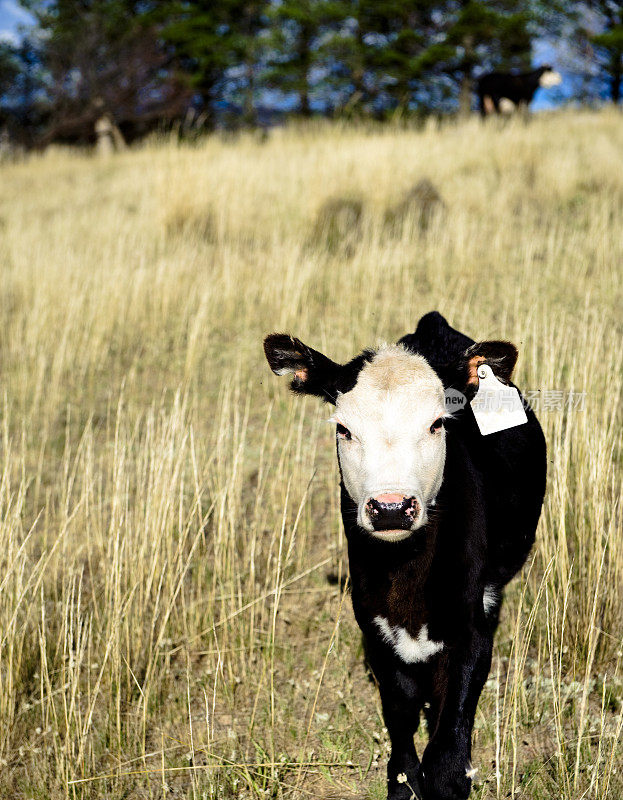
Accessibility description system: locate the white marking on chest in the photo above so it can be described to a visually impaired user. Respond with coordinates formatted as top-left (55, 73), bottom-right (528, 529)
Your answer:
top-left (373, 616), bottom-right (444, 663)
top-left (483, 584), bottom-right (499, 615)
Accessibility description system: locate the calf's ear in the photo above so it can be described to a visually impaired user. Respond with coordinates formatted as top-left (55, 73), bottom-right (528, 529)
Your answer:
top-left (461, 340), bottom-right (519, 388)
top-left (263, 333), bottom-right (342, 403)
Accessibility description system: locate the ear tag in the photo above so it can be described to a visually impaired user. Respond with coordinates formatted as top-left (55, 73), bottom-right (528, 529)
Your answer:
top-left (470, 364), bottom-right (528, 436)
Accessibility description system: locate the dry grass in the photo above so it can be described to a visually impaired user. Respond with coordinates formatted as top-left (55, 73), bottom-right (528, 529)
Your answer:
top-left (0, 110), bottom-right (621, 799)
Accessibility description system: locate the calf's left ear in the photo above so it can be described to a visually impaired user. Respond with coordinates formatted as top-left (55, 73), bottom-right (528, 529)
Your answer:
top-left (263, 333), bottom-right (342, 403)
top-left (461, 340), bottom-right (519, 387)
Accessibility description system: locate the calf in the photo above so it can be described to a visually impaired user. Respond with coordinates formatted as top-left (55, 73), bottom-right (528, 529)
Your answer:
top-left (476, 65), bottom-right (561, 116)
top-left (263, 312), bottom-right (546, 800)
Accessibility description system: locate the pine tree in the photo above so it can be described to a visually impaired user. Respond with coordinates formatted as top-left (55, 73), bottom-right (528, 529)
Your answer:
top-left (158, 1), bottom-right (268, 126)
top-left (588, 1), bottom-right (623, 102)
top-left (155, 1), bottom-right (234, 123)
top-left (0, 37), bottom-right (50, 144)
top-left (265, 0), bottom-right (345, 116)
top-left (0, 43), bottom-right (19, 98)
top-left (320, 0), bottom-right (441, 116)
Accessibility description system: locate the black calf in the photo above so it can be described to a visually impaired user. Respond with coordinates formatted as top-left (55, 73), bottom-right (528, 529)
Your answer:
top-left (264, 312), bottom-right (547, 799)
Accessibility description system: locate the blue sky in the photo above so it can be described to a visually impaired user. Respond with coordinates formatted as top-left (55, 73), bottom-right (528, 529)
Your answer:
top-left (0, 0), bottom-right (33, 44)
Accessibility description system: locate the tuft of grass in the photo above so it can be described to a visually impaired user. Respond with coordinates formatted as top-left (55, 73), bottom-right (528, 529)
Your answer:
top-left (383, 178), bottom-right (445, 234)
top-left (164, 205), bottom-right (217, 243)
top-left (0, 110), bottom-right (621, 798)
top-left (311, 196), bottom-right (364, 255)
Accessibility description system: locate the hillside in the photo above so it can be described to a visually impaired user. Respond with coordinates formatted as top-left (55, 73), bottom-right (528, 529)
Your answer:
top-left (0, 111), bottom-right (621, 799)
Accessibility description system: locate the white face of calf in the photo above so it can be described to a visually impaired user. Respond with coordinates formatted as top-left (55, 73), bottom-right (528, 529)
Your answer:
top-left (330, 346), bottom-right (447, 542)
top-left (264, 328), bottom-right (519, 543)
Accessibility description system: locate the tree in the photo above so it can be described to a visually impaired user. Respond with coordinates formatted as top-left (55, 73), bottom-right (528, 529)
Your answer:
top-left (230, 1), bottom-right (268, 124)
top-left (265, 0), bottom-right (346, 116)
top-left (549, 3), bottom-right (622, 105)
top-left (0, 42), bottom-right (21, 138)
top-left (0, 37), bottom-right (50, 145)
top-left (155, 2), bottom-right (236, 126)
top-left (311, 4), bottom-right (369, 115)
top-left (0, 43), bottom-right (20, 98)
top-left (19, 0), bottom-right (188, 145)
top-left (158, 1), bottom-right (268, 127)
top-left (359, 0), bottom-right (439, 114)
top-left (319, 0), bottom-right (442, 117)
top-left (587, 1), bottom-right (623, 102)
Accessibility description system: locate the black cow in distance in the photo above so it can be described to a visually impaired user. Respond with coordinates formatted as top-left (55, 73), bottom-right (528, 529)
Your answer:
top-left (477, 65), bottom-right (562, 116)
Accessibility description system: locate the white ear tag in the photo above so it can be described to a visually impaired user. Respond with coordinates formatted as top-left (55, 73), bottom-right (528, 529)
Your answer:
top-left (470, 364), bottom-right (528, 436)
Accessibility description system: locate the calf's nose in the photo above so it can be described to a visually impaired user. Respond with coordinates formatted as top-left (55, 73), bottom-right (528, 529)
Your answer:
top-left (374, 492), bottom-right (406, 505)
top-left (365, 494), bottom-right (420, 531)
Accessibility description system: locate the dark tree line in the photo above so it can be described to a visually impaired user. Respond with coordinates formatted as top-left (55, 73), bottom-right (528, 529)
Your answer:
top-left (0, 0), bottom-right (621, 147)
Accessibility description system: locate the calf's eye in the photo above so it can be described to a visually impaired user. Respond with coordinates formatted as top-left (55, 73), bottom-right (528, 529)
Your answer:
top-left (336, 423), bottom-right (352, 440)
top-left (430, 417), bottom-right (444, 434)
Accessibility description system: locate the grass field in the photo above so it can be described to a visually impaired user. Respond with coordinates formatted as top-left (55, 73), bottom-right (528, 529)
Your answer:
top-left (0, 110), bottom-right (621, 800)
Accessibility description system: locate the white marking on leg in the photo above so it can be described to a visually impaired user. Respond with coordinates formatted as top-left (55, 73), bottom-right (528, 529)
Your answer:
top-left (483, 584), bottom-right (499, 615)
top-left (374, 616), bottom-right (444, 663)
top-left (499, 97), bottom-right (516, 114)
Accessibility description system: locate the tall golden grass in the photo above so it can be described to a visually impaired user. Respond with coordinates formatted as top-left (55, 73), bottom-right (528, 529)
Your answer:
top-left (0, 110), bottom-right (621, 799)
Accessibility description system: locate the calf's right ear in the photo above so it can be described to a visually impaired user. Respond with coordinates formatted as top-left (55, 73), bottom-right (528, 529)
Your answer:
top-left (263, 333), bottom-right (342, 403)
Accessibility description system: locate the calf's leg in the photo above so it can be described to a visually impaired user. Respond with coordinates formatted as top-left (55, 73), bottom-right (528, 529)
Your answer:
top-left (377, 669), bottom-right (424, 800)
top-left (421, 626), bottom-right (494, 800)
